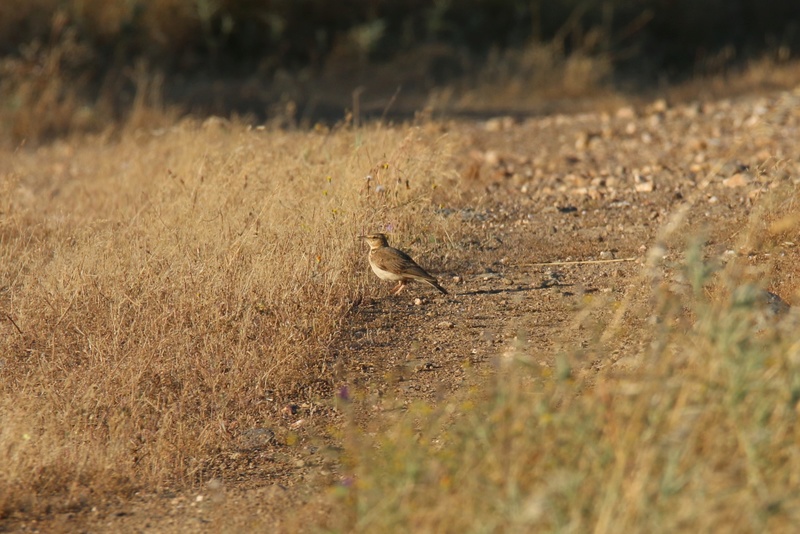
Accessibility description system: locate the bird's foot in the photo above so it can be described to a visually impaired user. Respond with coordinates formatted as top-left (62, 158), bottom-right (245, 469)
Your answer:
top-left (391, 282), bottom-right (406, 295)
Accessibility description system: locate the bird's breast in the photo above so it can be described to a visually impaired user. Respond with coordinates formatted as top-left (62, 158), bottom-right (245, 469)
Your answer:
top-left (369, 256), bottom-right (404, 281)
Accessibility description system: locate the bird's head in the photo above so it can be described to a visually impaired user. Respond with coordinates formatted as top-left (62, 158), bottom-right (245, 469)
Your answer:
top-left (358, 233), bottom-right (389, 249)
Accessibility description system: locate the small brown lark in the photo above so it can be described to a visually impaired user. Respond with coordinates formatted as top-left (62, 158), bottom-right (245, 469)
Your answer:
top-left (359, 233), bottom-right (448, 295)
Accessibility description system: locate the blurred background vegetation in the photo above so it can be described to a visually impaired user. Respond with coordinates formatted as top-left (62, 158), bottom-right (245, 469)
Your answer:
top-left (2, 0), bottom-right (799, 143)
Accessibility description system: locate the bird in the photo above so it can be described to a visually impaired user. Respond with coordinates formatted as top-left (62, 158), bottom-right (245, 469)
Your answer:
top-left (358, 233), bottom-right (448, 295)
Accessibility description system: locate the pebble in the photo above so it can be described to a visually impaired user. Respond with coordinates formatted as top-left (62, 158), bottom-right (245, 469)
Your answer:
top-left (438, 321), bottom-right (455, 329)
top-left (722, 173), bottom-right (749, 188)
top-left (616, 106), bottom-right (635, 119)
top-left (634, 176), bottom-right (654, 192)
top-left (484, 150), bottom-right (500, 166)
top-left (238, 428), bottom-right (275, 450)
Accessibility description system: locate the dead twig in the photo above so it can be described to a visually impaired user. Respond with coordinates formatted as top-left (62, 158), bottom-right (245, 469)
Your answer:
top-left (4, 312), bottom-right (23, 335)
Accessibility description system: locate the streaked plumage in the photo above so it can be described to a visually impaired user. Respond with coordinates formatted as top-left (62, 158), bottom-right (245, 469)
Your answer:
top-left (359, 233), bottom-right (448, 295)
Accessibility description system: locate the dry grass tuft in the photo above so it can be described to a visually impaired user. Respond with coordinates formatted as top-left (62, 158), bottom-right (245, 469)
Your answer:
top-left (456, 38), bottom-right (615, 111)
top-left (0, 119), bottom-right (458, 516)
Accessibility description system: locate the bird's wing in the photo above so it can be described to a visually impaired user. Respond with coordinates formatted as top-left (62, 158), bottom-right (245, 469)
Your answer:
top-left (375, 247), bottom-right (436, 281)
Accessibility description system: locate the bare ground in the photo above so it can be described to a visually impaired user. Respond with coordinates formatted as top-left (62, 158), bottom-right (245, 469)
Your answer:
top-left (4, 85), bottom-right (800, 532)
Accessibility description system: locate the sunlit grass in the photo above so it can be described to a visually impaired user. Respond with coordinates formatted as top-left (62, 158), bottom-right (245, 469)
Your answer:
top-left (0, 119), bottom-right (459, 516)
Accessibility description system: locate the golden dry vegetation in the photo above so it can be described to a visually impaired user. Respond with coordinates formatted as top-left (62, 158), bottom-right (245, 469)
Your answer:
top-left (0, 119), bottom-right (459, 518)
top-left (3, 52), bottom-right (800, 532)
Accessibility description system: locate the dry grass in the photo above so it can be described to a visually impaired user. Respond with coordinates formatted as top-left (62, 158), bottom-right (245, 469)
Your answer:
top-left (0, 119), bottom-right (458, 516)
top-left (328, 190), bottom-right (800, 533)
top-left (453, 32), bottom-right (616, 111)
top-left (3, 37), bottom-right (800, 527)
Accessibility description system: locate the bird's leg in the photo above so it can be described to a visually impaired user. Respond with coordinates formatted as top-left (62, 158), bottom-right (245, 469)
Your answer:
top-left (391, 281), bottom-right (406, 295)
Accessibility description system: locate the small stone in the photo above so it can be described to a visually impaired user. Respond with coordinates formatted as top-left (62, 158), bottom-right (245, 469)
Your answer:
top-left (238, 428), bottom-right (276, 450)
top-left (452, 275), bottom-right (462, 284)
top-left (485, 118), bottom-right (502, 132)
top-left (438, 321), bottom-right (455, 329)
top-left (484, 116), bottom-right (514, 132)
top-left (647, 99), bottom-right (668, 114)
top-left (761, 291), bottom-right (791, 317)
top-left (414, 298), bottom-right (423, 306)
top-left (616, 106), bottom-right (635, 119)
top-left (722, 173), bottom-right (749, 188)
top-left (290, 418), bottom-right (306, 428)
top-left (599, 251), bottom-right (614, 260)
top-left (416, 362), bottom-right (437, 372)
top-left (484, 150), bottom-right (500, 166)
top-left (634, 179), bottom-right (654, 193)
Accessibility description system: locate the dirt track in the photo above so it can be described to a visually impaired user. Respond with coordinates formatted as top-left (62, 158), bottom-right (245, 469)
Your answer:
top-left (7, 86), bottom-right (800, 532)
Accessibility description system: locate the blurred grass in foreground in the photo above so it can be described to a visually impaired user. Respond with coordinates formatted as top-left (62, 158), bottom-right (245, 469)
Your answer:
top-left (329, 198), bottom-right (800, 532)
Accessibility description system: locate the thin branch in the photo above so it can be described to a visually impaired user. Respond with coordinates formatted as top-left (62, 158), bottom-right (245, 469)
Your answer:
top-left (4, 312), bottom-right (23, 335)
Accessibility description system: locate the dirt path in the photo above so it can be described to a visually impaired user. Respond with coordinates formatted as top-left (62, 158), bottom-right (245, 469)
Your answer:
top-left (7, 86), bottom-right (800, 532)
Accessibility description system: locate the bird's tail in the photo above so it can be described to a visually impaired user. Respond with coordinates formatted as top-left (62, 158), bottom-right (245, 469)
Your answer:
top-left (425, 278), bottom-right (448, 295)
